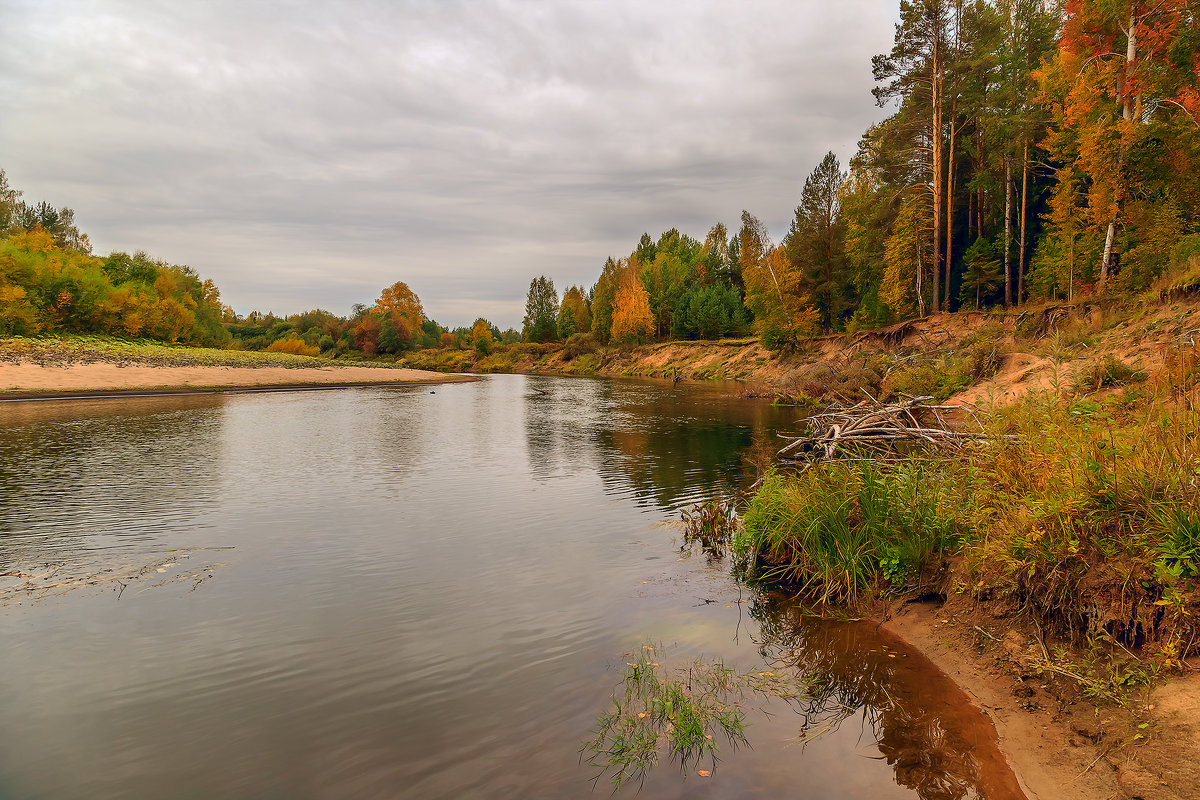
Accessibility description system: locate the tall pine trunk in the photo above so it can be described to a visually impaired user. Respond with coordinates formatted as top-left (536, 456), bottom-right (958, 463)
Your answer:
top-left (945, 113), bottom-right (957, 310)
top-left (929, 19), bottom-right (945, 315)
top-left (1019, 139), bottom-right (1029, 305)
top-left (1004, 156), bottom-right (1013, 308)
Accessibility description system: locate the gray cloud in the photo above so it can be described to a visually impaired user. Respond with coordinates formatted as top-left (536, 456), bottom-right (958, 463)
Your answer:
top-left (1, 0), bottom-right (896, 328)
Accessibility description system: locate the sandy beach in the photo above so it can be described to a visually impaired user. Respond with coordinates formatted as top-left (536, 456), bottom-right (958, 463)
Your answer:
top-left (0, 360), bottom-right (466, 399)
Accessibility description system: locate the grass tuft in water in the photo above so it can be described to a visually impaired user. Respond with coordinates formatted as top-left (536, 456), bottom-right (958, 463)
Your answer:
top-left (582, 645), bottom-right (750, 790)
top-left (680, 497), bottom-right (739, 559)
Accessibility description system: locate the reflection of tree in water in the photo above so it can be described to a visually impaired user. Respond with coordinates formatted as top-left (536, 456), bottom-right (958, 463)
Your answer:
top-left (750, 595), bottom-right (1025, 800)
top-left (521, 377), bottom-right (800, 511)
top-left (521, 377), bottom-right (608, 480)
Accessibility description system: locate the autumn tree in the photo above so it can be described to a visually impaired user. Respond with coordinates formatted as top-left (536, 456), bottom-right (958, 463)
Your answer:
top-left (375, 281), bottom-right (424, 329)
top-left (740, 211), bottom-right (819, 350)
top-left (881, 195), bottom-right (935, 318)
top-left (1038, 0), bottom-right (1200, 289)
top-left (589, 257), bottom-right (622, 344)
top-left (610, 260), bottom-right (654, 343)
top-left (557, 285), bottom-right (591, 339)
top-left (470, 317), bottom-right (495, 355)
top-left (874, 0), bottom-right (953, 312)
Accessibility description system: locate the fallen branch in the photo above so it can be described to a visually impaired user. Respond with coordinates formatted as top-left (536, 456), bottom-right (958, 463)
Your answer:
top-left (776, 395), bottom-right (1001, 461)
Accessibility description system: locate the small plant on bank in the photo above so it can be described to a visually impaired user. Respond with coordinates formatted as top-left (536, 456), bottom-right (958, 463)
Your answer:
top-left (1072, 355), bottom-right (1147, 392)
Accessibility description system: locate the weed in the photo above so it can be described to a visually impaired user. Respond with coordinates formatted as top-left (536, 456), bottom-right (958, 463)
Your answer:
top-left (582, 646), bottom-right (750, 789)
top-left (681, 498), bottom-right (739, 559)
top-left (1072, 355), bottom-right (1147, 393)
top-left (741, 464), bottom-right (960, 604)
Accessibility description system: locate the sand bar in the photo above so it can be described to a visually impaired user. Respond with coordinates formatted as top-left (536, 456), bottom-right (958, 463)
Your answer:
top-left (0, 361), bottom-right (469, 400)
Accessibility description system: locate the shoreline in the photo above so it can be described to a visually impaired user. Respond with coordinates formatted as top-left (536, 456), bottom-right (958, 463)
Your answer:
top-left (0, 360), bottom-right (475, 401)
top-left (878, 595), bottom-right (1200, 800)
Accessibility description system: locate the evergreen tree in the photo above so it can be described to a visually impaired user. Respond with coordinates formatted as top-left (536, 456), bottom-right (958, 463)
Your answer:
top-left (784, 152), bottom-right (852, 331)
top-left (522, 275), bottom-right (560, 343)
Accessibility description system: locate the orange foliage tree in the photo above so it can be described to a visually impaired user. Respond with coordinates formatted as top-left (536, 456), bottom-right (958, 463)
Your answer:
top-left (375, 281), bottom-right (425, 329)
top-left (610, 260), bottom-right (654, 343)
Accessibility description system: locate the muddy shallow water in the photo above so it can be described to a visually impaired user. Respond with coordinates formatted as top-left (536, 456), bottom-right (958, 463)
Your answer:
top-left (0, 374), bottom-right (1024, 799)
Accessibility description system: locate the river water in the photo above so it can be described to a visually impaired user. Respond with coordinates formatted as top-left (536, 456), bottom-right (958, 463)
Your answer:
top-left (0, 374), bottom-right (1024, 799)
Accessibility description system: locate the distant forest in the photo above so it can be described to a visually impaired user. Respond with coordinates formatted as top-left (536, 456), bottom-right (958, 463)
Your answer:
top-left (2, 0), bottom-right (1198, 358)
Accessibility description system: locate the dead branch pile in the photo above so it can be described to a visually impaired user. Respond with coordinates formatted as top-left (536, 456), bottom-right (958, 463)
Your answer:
top-left (777, 394), bottom-right (993, 461)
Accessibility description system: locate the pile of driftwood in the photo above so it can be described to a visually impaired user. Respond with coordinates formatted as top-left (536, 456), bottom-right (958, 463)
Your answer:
top-left (777, 394), bottom-right (992, 461)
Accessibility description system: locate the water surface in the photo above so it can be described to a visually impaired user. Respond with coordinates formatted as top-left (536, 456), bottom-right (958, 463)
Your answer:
top-left (0, 375), bottom-right (1023, 799)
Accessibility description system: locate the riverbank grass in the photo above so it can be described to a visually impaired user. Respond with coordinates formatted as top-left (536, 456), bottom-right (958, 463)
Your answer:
top-left (741, 350), bottom-right (1200, 664)
top-left (0, 334), bottom-right (385, 369)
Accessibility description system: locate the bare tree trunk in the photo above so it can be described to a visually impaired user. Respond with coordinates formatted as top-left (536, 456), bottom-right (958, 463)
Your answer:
top-left (975, 128), bottom-right (984, 238)
top-left (945, 113), bottom-right (957, 310)
top-left (1004, 156), bottom-right (1013, 307)
top-left (931, 65), bottom-right (942, 314)
top-left (968, 184), bottom-right (974, 239)
top-left (1018, 139), bottom-right (1029, 305)
top-left (916, 242), bottom-right (926, 318)
top-left (943, 0), bottom-right (961, 312)
top-left (1101, 13), bottom-right (1138, 284)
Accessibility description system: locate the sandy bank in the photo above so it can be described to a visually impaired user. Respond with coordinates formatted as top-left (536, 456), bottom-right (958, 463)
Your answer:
top-left (0, 360), bottom-right (470, 399)
top-left (882, 598), bottom-right (1200, 800)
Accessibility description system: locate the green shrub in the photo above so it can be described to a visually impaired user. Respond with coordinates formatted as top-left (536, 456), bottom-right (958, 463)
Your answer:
top-left (562, 332), bottom-right (598, 360)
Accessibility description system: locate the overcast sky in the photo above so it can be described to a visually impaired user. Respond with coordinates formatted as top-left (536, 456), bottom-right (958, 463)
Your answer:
top-left (1, 0), bottom-right (897, 329)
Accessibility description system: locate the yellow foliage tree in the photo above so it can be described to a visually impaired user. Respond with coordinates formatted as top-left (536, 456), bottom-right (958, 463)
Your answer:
top-left (610, 262), bottom-right (654, 343)
top-left (470, 318), bottom-right (494, 355)
top-left (743, 242), bottom-right (819, 351)
top-left (558, 285), bottom-right (591, 338)
top-left (880, 196), bottom-right (933, 319)
top-left (375, 281), bottom-right (424, 329)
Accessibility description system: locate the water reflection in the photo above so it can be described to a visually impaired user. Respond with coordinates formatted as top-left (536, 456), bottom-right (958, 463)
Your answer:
top-left (0, 396), bottom-right (225, 567)
top-left (751, 596), bottom-right (1027, 800)
top-left (0, 377), bottom-right (1023, 800)
top-left (523, 376), bottom-right (797, 510)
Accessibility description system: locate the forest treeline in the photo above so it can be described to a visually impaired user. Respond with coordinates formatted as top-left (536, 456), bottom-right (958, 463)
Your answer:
top-left (0, 168), bottom-right (499, 356)
top-left (2, 0), bottom-right (1198, 359)
top-left (532, 0), bottom-right (1200, 353)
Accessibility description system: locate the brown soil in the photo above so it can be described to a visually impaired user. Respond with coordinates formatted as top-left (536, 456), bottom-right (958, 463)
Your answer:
top-left (0, 361), bottom-right (470, 399)
top-left (880, 592), bottom-right (1200, 800)
top-left (468, 295), bottom-right (1200, 410)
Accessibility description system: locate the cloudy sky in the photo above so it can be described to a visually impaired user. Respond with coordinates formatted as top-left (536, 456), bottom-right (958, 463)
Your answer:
top-left (1, 0), bottom-right (897, 329)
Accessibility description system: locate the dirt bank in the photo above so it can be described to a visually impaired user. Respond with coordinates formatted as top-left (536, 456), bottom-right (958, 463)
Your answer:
top-left (405, 295), bottom-right (1200, 409)
top-left (880, 593), bottom-right (1200, 800)
top-left (0, 361), bottom-right (468, 399)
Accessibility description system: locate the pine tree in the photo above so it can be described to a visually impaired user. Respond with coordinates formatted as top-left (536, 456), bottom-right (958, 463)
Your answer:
top-left (784, 152), bottom-right (852, 331)
top-left (522, 275), bottom-right (560, 343)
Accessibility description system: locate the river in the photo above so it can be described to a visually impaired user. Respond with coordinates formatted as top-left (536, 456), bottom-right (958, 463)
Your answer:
top-left (0, 374), bottom-right (1023, 799)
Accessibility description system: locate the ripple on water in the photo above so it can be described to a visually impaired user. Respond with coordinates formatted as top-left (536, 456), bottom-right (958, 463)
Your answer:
top-left (0, 378), bottom-right (1024, 800)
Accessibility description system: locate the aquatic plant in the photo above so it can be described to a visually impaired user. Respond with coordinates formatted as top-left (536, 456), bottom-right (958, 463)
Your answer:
top-left (680, 497), bottom-right (739, 559)
top-left (582, 645), bottom-right (752, 790)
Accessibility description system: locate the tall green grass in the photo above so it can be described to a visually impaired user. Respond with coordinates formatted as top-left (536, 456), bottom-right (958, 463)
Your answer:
top-left (740, 462), bottom-right (963, 604)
